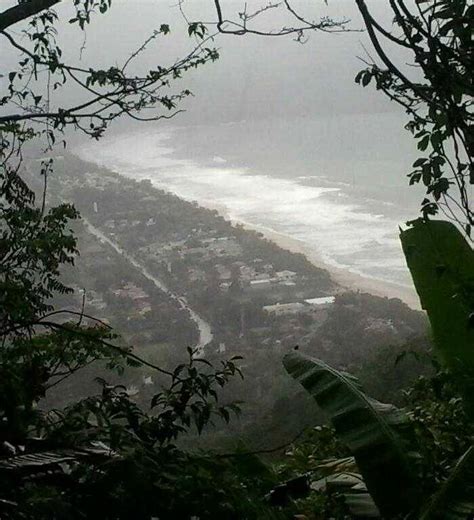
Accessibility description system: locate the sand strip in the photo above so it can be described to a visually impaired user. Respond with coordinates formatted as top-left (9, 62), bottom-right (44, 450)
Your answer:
top-left (198, 199), bottom-right (421, 310)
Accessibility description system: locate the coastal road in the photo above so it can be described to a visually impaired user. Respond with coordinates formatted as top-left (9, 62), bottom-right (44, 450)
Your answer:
top-left (82, 218), bottom-right (213, 356)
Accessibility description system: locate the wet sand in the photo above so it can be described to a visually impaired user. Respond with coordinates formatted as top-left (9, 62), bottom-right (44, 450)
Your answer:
top-left (248, 224), bottom-right (421, 310)
top-left (200, 199), bottom-right (421, 310)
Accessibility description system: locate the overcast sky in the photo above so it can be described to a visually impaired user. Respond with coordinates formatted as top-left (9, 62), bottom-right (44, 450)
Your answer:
top-left (1, 1), bottom-right (411, 126)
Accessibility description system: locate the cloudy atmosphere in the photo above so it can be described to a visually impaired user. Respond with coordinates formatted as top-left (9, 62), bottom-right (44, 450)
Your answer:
top-left (2, 1), bottom-right (472, 518)
top-left (70, 0), bottom-right (422, 297)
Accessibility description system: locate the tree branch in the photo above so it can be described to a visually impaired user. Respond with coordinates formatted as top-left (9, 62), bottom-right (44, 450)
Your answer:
top-left (0, 0), bottom-right (60, 31)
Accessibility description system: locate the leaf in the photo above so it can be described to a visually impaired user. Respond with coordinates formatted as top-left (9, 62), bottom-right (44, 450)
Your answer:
top-left (414, 157), bottom-right (428, 167)
top-left (187, 22), bottom-right (207, 39)
top-left (311, 465), bottom-right (381, 518)
top-left (400, 220), bottom-right (474, 402)
top-left (283, 352), bottom-right (420, 518)
top-left (0, 444), bottom-right (113, 473)
top-left (420, 446), bottom-right (474, 519)
top-left (401, 219), bottom-right (474, 419)
top-left (355, 70), bottom-right (365, 84)
top-left (418, 135), bottom-right (430, 151)
top-left (362, 72), bottom-right (372, 87)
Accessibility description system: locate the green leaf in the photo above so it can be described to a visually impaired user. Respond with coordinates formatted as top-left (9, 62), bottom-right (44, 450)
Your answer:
top-left (400, 220), bottom-right (474, 414)
top-left (418, 135), bottom-right (430, 151)
top-left (400, 220), bottom-right (474, 372)
top-left (283, 352), bottom-right (420, 518)
top-left (355, 71), bottom-right (365, 84)
top-left (187, 22), bottom-right (207, 39)
top-left (414, 158), bottom-right (428, 167)
top-left (361, 72), bottom-right (372, 87)
top-left (312, 463), bottom-right (381, 518)
top-left (421, 446), bottom-right (474, 519)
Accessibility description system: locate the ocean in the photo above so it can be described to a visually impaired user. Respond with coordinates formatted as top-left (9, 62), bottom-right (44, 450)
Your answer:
top-left (76, 114), bottom-right (423, 292)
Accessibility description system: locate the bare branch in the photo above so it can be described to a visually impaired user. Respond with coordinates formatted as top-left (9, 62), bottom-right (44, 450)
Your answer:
top-left (0, 0), bottom-right (60, 31)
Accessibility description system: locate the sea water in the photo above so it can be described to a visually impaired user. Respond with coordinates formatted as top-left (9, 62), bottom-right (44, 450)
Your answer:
top-left (76, 114), bottom-right (422, 289)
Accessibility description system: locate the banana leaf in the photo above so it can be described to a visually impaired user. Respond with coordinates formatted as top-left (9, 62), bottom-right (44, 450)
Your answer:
top-left (421, 445), bottom-right (474, 519)
top-left (283, 352), bottom-right (420, 518)
top-left (400, 219), bottom-right (474, 372)
top-left (312, 470), bottom-right (380, 518)
top-left (0, 442), bottom-right (114, 474)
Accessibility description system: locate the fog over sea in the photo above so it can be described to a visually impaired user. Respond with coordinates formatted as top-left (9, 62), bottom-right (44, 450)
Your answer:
top-left (70, 0), bottom-right (426, 298)
top-left (77, 112), bottom-right (423, 292)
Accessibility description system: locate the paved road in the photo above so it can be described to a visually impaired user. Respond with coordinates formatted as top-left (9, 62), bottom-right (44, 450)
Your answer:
top-left (83, 219), bottom-right (213, 356)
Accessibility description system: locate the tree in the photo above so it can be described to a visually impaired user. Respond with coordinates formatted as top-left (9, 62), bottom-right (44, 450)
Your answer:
top-left (353, 0), bottom-right (473, 232)
top-left (2, 0), bottom-right (471, 517)
top-left (0, 169), bottom-right (252, 517)
top-left (0, 1), bottom-right (217, 138)
top-left (281, 220), bottom-right (474, 516)
top-left (0, 3), bottom-right (277, 518)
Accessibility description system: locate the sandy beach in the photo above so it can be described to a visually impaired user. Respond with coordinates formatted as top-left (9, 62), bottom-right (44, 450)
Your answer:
top-left (200, 199), bottom-right (421, 310)
top-left (76, 129), bottom-right (423, 311)
top-left (248, 224), bottom-right (421, 310)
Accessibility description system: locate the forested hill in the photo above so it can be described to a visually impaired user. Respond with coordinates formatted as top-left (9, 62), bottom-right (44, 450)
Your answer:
top-left (29, 152), bottom-right (430, 445)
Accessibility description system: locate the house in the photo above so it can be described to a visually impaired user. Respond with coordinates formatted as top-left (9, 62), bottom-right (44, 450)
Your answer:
top-left (275, 270), bottom-right (297, 282)
top-left (250, 279), bottom-right (272, 288)
top-left (263, 302), bottom-right (307, 316)
top-left (305, 296), bottom-right (336, 307)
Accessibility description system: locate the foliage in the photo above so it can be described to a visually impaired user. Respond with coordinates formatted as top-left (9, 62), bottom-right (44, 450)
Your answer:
top-left (1, 168), bottom-right (78, 335)
top-left (0, 353), bottom-right (265, 519)
top-left (405, 369), bottom-right (474, 494)
top-left (354, 0), bottom-right (473, 230)
top-left (420, 446), bottom-right (474, 520)
top-left (1, 0), bottom-right (473, 518)
top-left (282, 352), bottom-right (474, 519)
top-left (283, 352), bottom-right (419, 518)
top-left (0, 177), bottom-right (262, 517)
top-left (0, 2), bottom-right (281, 518)
top-left (0, 181), bottom-right (252, 516)
top-left (0, 0), bottom-right (218, 142)
top-left (400, 219), bottom-right (474, 375)
top-left (278, 215), bottom-right (474, 518)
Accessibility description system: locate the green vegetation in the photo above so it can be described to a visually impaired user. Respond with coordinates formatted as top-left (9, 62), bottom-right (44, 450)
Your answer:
top-left (278, 221), bottom-right (474, 517)
top-left (281, 351), bottom-right (474, 519)
top-left (283, 352), bottom-right (418, 517)
top-left (0, 3), bottom-right (269, 518)
top-left (1, 0), bottom-right (473, 518)
top-left (267, 1), bottom-right (474, 516)
top-left (400, 220), bottom-right (474, 375)
top-left (354, 0), bottom-right (473, 230)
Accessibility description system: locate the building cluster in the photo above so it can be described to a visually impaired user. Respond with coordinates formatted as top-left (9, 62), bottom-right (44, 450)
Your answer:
top-left (112, 282), bottom-right (152, 316)
top-left (53, 161), bottom-right (340, 358)
top-left (263, 296), bottom-right (335, 316)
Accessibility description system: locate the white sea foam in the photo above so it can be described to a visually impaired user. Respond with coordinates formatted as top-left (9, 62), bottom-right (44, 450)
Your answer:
top-left (77, 128), bottom-right (412, 288)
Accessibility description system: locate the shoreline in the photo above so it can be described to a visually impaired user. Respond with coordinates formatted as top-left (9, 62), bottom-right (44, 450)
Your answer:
top-left (72, 147), bottom-right (422, 311)
top-left (246, 224), bottom-right (421, 310)
top-left (187, 198), bottom-right (421, 310)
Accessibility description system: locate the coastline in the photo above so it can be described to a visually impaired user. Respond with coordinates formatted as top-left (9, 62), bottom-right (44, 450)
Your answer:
top-left (247, 224), bottom-right (422, 310)
top-left (72, 144), bottom-right (422, 311)
top-left (187, 198), bottom-right (421, 310)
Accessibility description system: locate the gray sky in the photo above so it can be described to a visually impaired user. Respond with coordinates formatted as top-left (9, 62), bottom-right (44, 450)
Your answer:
top-left (1, 1), bottom-right (410, 126)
